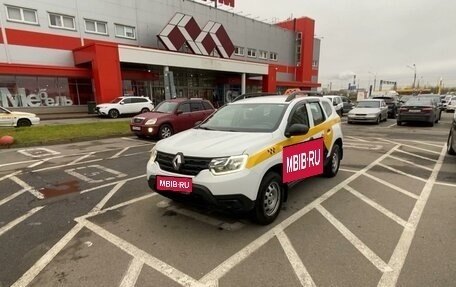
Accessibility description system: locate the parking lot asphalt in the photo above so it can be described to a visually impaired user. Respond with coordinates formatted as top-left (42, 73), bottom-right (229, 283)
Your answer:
top-left (0, 112), bottom-right (455, 287)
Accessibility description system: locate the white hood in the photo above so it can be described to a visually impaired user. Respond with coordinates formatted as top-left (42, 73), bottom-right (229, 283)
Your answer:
top-left (12, 111), bottom-right (37, 117)
top-left (155, 128), bottom-right (274, 157)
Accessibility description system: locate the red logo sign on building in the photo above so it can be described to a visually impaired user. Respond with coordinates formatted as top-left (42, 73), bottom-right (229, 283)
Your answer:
top-left (158, 13), bottom-right (235, 58)
top-left (282, 138), bottom-right (324, 183)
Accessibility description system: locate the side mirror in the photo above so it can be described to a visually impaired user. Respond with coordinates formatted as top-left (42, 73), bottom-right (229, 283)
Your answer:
top-left (176, 110), bottom-right (183, 115)
top-left (285, 124), bottom-right (309, 138)
top-left (119, 102), bottom-right (125, 105)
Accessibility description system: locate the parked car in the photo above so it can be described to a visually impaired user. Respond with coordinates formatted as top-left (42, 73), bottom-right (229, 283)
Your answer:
top-left (417, 94), bottom-right (443, 120)
top-left (0, 106), bottom-right (40, 127)
top-left (95, 96), bottom-right (154, 118)
top-left (146, 92), bottom-right (344, 224)
top-left (372, 95), bottom-right (399, 118)
top-left (442, 95), bottom-right (454, 111)
top-left (446, 96), bottom-right (456, 112)
top-left (341, 95), bottom-right (354, 114)
top-left (130, 98), bottom-right (215, 139)
top-left (347, 99), bottom-right (388, 124)
top-left (324, 95), bottom-right (343, 116)
top-left (397, 97), bottom-right (438, 126)
top-left (447, 111), bottom-right (456, 155)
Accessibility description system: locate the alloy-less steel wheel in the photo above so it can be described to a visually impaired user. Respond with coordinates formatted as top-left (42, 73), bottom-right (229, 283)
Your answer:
top-left (253, 172), bottom-right (283, 225)
top-left (323, 144), bottom-right (341, 178)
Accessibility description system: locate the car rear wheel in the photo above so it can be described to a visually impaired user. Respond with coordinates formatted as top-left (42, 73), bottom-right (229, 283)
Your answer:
top-left (158, 124), bottom-right (173, 139)
top-left (323, 144), bottom-right (341, 178)
top-left (108, 109), bottom-right (120, 119)
top-left (448, 131), bottom-right (456, 155)
top-left (140, 108), bottom-right (149, 113)
top-left (253, 172), bottom-right (283, 225)
top-left (17, 119), bottom-right (31, 127)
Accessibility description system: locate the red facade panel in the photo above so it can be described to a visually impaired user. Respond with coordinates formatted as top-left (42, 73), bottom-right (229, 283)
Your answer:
top-left (6, 28), bottom-right (81, 50)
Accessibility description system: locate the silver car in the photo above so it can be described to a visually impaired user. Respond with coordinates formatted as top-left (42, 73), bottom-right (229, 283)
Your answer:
top-left (347, 99), bottom-right (388, 124)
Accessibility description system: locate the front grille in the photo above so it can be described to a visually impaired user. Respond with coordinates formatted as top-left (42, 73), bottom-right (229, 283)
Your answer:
top-left (156, 151), bottom-right (213, 176)
top-left (355, 114), bottom-right (367, 116)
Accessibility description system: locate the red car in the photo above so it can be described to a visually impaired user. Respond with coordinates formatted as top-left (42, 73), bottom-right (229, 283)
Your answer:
top-left (130, 98), bottom-right (215, 139)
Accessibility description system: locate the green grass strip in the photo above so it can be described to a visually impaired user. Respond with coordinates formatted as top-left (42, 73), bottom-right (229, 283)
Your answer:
top-left (0, 120), bottom-right (132, 147)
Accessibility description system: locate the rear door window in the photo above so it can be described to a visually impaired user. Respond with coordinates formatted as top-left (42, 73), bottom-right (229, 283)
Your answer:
top-left (309, 102), bottom-right (326, 126)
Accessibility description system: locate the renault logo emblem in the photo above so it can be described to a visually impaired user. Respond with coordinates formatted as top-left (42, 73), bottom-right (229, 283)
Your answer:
top-left (172, 153), bottom-right (184, 171)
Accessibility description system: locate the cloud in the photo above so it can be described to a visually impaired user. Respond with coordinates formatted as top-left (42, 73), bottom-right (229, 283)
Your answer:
top-left (338, 71), bottom-right (356, 80)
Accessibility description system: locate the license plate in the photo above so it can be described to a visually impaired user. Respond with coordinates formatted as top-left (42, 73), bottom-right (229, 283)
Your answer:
top-left (156, 175), bottom-right (192, 193)
top-left (409, 109), bottom-right (421, 113)
top-left (131, 126), bottom-right (141, 131)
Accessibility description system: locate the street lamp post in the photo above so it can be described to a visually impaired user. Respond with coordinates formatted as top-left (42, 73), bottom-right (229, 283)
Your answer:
top-left (368, 71), bottom-right (377, 91)
top-left (406, 64), bottom-right (417, 89)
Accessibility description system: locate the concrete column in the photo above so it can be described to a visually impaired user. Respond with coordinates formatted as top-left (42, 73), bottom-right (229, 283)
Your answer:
top-left (241, 73), bottom-right (246, 95)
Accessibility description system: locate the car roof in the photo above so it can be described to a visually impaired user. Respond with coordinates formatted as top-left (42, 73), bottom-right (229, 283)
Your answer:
top-left (231, 95), bottom-right (326, 105)
top-left (359, 99), bottom-right (384, 102)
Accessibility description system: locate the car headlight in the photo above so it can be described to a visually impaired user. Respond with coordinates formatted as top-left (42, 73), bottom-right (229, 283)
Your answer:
top-left (150, 148), bottom-right (157, 162)
top-left (145, 118), bottom-right (157, 125)
top-left (209, 155), bottom-right (248, 175)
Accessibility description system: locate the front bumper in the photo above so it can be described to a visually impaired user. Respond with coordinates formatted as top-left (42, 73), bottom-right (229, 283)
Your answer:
top-left (347, 115), bottom-right (378, 123)
top-left (146, 160), bottom-right (260, 212)
top-left (130, 124), bottom-right (158, 136)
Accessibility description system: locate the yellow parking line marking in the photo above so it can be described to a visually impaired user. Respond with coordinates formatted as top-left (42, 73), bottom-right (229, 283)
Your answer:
top-left (345, 186), bottom-right (407, 227)
top-left (316, 205), bottom-right (392, 272)
top-left (276, 231), bottom-right (316, 287)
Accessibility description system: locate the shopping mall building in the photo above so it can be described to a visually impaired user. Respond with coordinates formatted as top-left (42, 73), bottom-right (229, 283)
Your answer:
top-left (0, 0), bottom-right (320, 113)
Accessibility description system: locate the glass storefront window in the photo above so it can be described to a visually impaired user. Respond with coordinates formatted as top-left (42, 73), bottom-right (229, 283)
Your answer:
top-left (0, 75), bottom-right (93, 108)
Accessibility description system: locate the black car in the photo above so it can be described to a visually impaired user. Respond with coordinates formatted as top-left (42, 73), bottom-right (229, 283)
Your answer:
top-left (372, 95), bottom-right (399, 118)
top-left (341, 95), bottom-right (354, 114)
top-left (417, 94), bottom-right (443, 121)
top-left (447, 112), bottom-right (456, 155)
top-left (397, 97), bottom-right (438, 126)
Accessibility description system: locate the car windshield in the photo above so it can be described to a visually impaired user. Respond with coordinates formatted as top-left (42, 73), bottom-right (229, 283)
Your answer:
top-left (153, 101), bottom-right (179, 113)
top-left (199, 103), bottom-right (287, 132)
top-left (110, 97), bottom-right (123, 103)
top-left (356, 101), bottom-right (380, 108)
top-left (373, 97), bottom-right (393, 103)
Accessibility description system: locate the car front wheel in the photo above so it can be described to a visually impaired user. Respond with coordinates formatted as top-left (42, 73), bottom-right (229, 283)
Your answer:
top-left (158, 124), bottom-right (173, 139)
top-left (140, 108), bottom-right (149, 113)
top-left (253, 172), bottom-right (283, 225)
top-left (448, 131), bottom-right (456, 155)
top-left (323, 144), bottom-right (341, 178)
top-left (16, 119), bottom-right (31, 127)
top-left (108, 109), bottom-right (120, 118)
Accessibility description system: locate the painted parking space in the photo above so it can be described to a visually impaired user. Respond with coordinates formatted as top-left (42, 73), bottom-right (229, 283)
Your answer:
top-left (1, 132), bottom-right (455, 286)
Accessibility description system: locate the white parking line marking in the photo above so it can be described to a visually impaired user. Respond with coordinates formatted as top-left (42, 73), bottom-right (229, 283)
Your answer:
top-left (345, 143), bottom-right (383, 151)
top-left (80, 174), bottom-right (146, 194)
top-left (345, 186), bottom-right (407, 227)
top-left (316, 205), bottom-right (392, 272)
top-left (68, 152), bottom-right (95, 165)
top-left (339, 168), bottom-right (359, 173)
top-left (364, 173), bottom-right (419, 200)
top-left (200, 145), bottom-right (401, 284)
top-left (32, 159), bottom-right (104, 173)
top-left (395, 149), bottom-right (437, 162)
top-left (386, 123), bottom-right (397, 128)
top-left (0, 188), bottom-right (27, 207)
top-left (65, 165), bottom-right (127, 184)
top-left (0, 206), bottom-right (44, 237)
top-left (9, 176), bottom-right (44, 199)
top-left (17, 148), bottom-right (60, 158)
top-left (378, 138), bottom-right (441, 155)
top-left (93, 182), bottom-right (125, 212)
top-left (111, 147), bottom-right (130, 159)
top-left (387, 155), bottom-right (433, 171)
top-left (378, 142), bottom-right (447, 286)
top-left (78, 219), bottom-right (201, 287)
top-left (407, 140), bottom-right (443, 148)
top-left (119, 257), bottom-right (144, 287)
top-left (0, 170), bottom-right (22, 182)
top-left (11, 223), bottom-right (85, 287)
top-left (0, 160), bottom-right (39, 168)
top-left (276, 231), bottom-right (316, 287)
top-left (435, 181), bottom-right (456, 188)
top-left (163, 203), bottom-right (245, 231)
top-left (345, 136), bottom-right (369, 142)
top-left (378, 163), bottom-right (427, 183)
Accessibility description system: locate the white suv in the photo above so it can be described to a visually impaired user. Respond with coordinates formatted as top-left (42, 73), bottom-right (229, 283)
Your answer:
top-left (95, 96), bottom-right (154, 118)
top-left (324, 95), bottom-right (343, 116)
top-left (147, 92), bottom-right (344, 224)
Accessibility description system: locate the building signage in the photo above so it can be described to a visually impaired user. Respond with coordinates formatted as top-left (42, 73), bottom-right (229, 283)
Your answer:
top-left (158, 13), bottom-right (235, 58)
top-left (0, 87), bottom-right (73, 107)
top-left (282, 138), bottom-right (324, 183)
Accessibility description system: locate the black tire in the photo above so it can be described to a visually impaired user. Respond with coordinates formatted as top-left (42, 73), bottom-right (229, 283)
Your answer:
top-left (447, 131), bottom-right (456, 155)
top-left (140, 108), bottom-right (149, 114)
top-left (397, 120), bottom-right (403, 126)
top-left (347, 120), bottom-right (352, 124)
top-left (108, 109), bottom-right (120, 119)
top-left (429, 120), bottom-right (434, 127)
top-left (376, 116), bottom-right (380, 125)
top-left (253, 172), bottom-right (283, 225)
top-left (158, 124), bottom-right (173, 139)
top-left (16, 119), bottom-right (31, 127)
top-left (323, 144), bottom-right (341, 178)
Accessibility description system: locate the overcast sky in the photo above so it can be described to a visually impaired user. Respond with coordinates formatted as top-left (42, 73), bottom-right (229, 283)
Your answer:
top-left (207, 0), bottom-right (456, 90)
